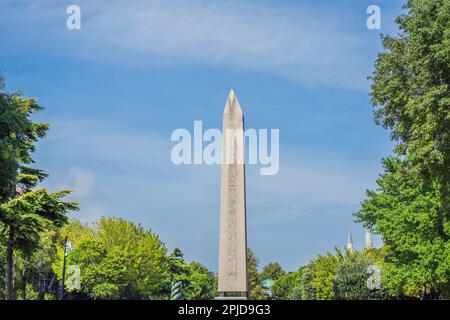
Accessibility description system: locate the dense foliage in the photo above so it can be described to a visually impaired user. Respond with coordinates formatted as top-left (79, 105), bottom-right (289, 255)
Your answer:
top-left (0, 217), bottom-right (219, 300)
top-left (58, 218), bottom-right (168, 299)
top-left (0, 76), bottom-right (78, 299)
top-left (356, 158), bottom-right (449, 298)
top-left (271, 249), bottom-right (388, 300)
top-left (355, 0), bottom-right (450, 299)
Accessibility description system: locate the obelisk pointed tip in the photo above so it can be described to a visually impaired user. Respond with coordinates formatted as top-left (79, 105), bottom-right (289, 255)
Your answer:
top-left (224, 89), bottom-right (242, 114)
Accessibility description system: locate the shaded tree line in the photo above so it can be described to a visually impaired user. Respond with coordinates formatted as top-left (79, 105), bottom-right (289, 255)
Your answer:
top-left (0, 216), bottom-right (219, 300)
top-left (271, 248), bottom-right (388, 300)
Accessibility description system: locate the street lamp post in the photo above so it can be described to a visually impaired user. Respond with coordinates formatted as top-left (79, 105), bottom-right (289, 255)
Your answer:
top-left (60, 237), bottom-right (73, 300)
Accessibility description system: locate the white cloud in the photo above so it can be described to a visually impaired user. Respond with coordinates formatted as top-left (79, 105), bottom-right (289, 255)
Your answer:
top-left (69, 167), bottom-right (95, 197)
top-left (52, 166), bottom-right (99, 221)
top-left (3, 0), bottom-right (376, 90)
top-left (77, 203), bottom-right (107, 222)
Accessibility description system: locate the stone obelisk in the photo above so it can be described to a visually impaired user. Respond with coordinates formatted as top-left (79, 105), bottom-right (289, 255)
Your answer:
top-left (217, 90), bottom-right (247, 298)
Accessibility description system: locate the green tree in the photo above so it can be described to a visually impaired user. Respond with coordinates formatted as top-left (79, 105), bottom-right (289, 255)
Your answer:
top-left (58, 220), bottom-right (92, 246)
top-left (260, 262), bottom-right (285, 281)
top-left (54, 223), bottom-right (217, 300)
top-left (356, 157), bottom-right (450, 298)
top-left (0, 189), bottom-right (77, 301)
top-left (333, 250), bottom-right (386, 300)
top-left (92, 283), bottom-right (119, 300)
top-left (247, 248), bottom-right (266, 300)
top-left (15, 226), bottom-right (59, 300)
top-left (175, 261), bottom-right (216, 300)
top-left (302, 249), bottom-right (344, 300)
top-left (60, 217), bottom-right (168, 299)
top-left (301, 262), bottom-right (315, 299)
top-left (370, 0), bottom-right (450, 207)
top-left (0, 234), bottom-right (5, 299)
top-left (272, 268), bottom-right (304, 300)
top-left (359, 0), bottom-right (450, 299)
top-left (0, 76), bottom-right (78, 299)
top-left (168, 247), bottom-right (189, 278)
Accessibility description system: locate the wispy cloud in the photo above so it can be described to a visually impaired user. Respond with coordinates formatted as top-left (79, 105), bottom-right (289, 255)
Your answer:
top-left (68, 167), bottom-right (95, 197)
top-left (2, 0), bottom-right (378, 90)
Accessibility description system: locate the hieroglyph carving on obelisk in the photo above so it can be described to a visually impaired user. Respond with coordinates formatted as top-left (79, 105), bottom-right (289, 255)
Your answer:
top-left (218, 90), bottom-right (247, 296)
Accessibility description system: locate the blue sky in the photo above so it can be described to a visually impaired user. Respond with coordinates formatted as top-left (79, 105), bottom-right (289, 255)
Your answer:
top-left (0, 0), bottom-right (406, 271)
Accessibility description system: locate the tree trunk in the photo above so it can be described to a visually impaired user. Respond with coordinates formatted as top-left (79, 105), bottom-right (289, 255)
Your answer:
top-left (5, 226), bottom-right (16, 300)
top-left (22, 264), bottom-right (27, 300)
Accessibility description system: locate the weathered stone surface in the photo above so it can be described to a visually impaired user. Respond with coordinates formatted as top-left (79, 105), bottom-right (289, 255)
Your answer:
top-left (218, 90), bottom-right (247, 294)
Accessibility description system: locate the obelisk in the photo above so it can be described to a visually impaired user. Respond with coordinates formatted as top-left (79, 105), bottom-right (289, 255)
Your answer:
top-left (217, 90), bottom-right (247, 298)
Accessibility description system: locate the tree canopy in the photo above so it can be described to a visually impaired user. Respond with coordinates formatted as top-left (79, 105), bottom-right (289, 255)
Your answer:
top-left (0, 76), bottom-right (78, 299)
top-left (357, 0), bottom-right (450, 299)
top-left (356, 157), bottom-right (449, 298)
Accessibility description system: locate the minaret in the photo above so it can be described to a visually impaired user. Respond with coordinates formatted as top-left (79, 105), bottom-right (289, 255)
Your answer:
top-left (217, 90), bottom-right (247, 299)
top-left (346, 231), bottom-right (353, 253)
top-left (365, 229), bottom-right (373, 249)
